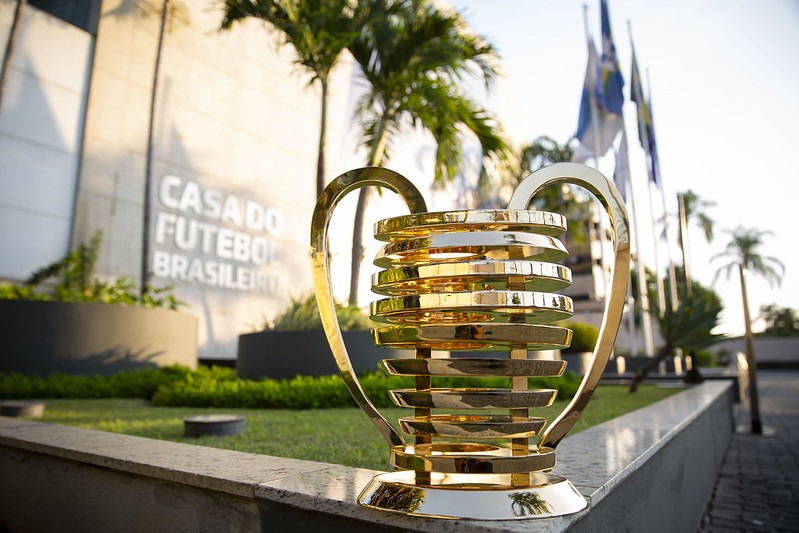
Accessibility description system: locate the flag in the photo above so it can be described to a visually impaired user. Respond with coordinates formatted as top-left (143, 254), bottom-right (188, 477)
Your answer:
top-left (630, 50), bottom-right (649, 148)
top-left (630, 49), bottom-right (659, 185)
top-left (572, 37), bottom-right (623, 163)
top-left (614, 128), bottom-right (629, 201)
top-left (647, 95), bottom-right (660, 186)
top-left (575, 40), bottom-right (600, 145)
top-left (599, 0), bottom-right (624, 116)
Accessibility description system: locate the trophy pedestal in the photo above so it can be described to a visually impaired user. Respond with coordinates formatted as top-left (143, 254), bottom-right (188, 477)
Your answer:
top-left (358, 470), bottom-right (587, 520)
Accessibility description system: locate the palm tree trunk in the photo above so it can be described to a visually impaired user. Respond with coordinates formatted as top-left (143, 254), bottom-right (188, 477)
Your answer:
top-left (347, 117), bottom-right (389, 306)
top-left (739, 263), bottom-right (762, 434)
top-left (315, 76), bottom-right (328, 199)
top-left (0, 0), bottom-right (26, 110)
top-left (142, 0), bottom-right (170, 298)
top-left (629, 343), bottom-right (672, 393)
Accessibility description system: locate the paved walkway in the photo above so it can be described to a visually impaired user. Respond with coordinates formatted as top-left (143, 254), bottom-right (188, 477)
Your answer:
top-left (699, 370), bottom-right (799, 532)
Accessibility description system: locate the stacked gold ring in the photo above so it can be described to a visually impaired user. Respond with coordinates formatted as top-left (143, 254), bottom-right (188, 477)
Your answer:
top-left (370, 208), bottom-right (572, 478)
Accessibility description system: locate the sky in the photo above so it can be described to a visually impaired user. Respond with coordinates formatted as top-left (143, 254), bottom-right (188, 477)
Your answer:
top-left (446, 0), bottom-right (799, 336)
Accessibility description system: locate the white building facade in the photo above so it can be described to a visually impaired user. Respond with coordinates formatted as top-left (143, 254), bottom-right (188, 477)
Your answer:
top-left (0, 0), bottom-right (370, 360)
top-left (1, 0), bottom-right (627, 362)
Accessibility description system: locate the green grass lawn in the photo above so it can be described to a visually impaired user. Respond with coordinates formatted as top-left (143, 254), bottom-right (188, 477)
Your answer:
top-left (35, 384), bottom-right (682, 471)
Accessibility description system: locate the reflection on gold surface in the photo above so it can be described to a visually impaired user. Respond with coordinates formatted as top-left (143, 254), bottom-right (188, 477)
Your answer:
top-left (373, 232), bottom-right (568, 268)
top-left (379, 356), bottom-right (566, 377)
top-left (371, 260), bottom-right (572, 296)
top-left (362, 483), bottom-right (426, 514)
top-left (388, 388), bottom-right (558, 409)
top-left (370, 290), bottom-right (574, 324)
top-left (311, 163), bottom-right (629, 520)
top-left (398, 414), bottom-right (547, 438)
top-left (374, 322), bottom-right (572, 352)
top-left (390, 443), bottom-right (557, 473)
top-left (374, 209), bottom-right (567, 240)
top-left (357, 471), bottom-right (587, 520)
top-left (510, 491), bottom-right (553, 516)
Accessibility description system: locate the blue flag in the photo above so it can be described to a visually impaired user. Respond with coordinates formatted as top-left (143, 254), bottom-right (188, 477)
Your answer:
top-left (630, 49), bottom-right (658, 185)
top-left (647, 95), bottom-right (660, 185)
top-left (600, 0), bottom-right (624, 115)
top-left (573, 37), bottom-right (622, 163)
top-left (575, 40), bottom-right (600, 145)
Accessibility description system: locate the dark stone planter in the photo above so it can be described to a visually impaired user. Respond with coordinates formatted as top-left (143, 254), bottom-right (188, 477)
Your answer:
top-left (183, 415), bottom-right (245, 437)
top-left (0, 400), bottom-right (46, 418)
top-left (0, 300), bottom-right (198, 375)
top-left (561, 352), bottom-right (593, 376)
top-left (236, 330), bottom-right (391, 380)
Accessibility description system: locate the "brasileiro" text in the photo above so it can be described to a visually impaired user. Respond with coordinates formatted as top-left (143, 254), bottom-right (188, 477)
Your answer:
top-left (151, 175), bottom-right (284, 293)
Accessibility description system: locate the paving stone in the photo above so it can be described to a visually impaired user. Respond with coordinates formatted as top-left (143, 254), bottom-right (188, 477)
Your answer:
top-left (698, 370), bottom-right (799, 533)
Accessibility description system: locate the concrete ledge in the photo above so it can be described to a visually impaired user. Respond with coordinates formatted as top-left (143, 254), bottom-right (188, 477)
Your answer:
top-left (0, 381), bottom-right (733, 532)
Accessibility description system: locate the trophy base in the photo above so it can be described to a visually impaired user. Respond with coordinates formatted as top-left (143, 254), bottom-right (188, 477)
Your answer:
top-left (358, 470), bottom-right (587, 520)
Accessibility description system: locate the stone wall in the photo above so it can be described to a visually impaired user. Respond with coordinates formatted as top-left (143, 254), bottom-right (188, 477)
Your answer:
top-left (0, 381), bottom-right (734, 532)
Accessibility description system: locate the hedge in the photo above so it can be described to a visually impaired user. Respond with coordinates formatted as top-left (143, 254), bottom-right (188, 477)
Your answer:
top-left (0, 366), bottom-right (581, 410)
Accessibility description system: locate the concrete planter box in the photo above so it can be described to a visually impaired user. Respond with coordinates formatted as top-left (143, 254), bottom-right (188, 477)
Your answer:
top-left (561, 352), bottom-right (593, 376)
top-left (236, 330), bottom-right (390, 380)
top-left (614, 355), bottom-right (685, 376)
top-left (0, 300), bottom-right (198, 375)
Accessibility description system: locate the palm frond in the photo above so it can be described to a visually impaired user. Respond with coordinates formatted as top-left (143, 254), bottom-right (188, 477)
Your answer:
top-left (712, 226), bottom-right (783, 287)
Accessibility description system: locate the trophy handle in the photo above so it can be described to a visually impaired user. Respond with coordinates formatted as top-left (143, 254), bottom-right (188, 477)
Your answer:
top-left (508, 162), bottom-right (631, 449)
top-left (311, 167), bottom-right (427, 449)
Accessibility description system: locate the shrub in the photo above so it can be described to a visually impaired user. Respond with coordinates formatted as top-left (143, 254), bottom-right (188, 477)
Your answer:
top-left (263, 293), bottom-right (373, 331)
top-left (0, 230), bottom-right (183, 310)
top-left (690, 349), bottom-right (719, 368)
top-left (150, 371), bottom-right (580, 409)
top-left (563, 322), bottom-right (599, 353)
top-left (0, 366), bottom-right (194, 400)
top-left (0, 366), bottom-right (581, 409)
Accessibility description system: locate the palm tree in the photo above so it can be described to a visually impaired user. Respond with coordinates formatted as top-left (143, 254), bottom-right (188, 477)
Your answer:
top-left (221, 0), bottom-right (383, 199)
top-left (346, 0), bottom-right (510, 305)
top-left (629, 276), bottom-right (724, 392)
top-left (138, 0), bottom-right (189, 297)
top-left (516, 135), bottom-right (574, 179)
top-left (712, 227), bottom-right (784, 434)
top-left (676, 189), bottom-right (715, 294)
top-left (679, 190), bottom-right (715, 243)
top-left (0, 0), bottom-right (25, 110)
top-left (510, 135), bottom-right (591, 239)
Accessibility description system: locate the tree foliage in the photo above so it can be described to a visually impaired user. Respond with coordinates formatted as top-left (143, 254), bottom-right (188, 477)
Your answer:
top-left (221, 0), bottom-right (386, 199)
top-left (507, 135), bottom-right (591, 241)
top-left (349, 0), bottom-right (508, 177)
top-left (712, 227), bottom-right (784, 288)
top-left (222, 0), bottom-right (371, 86)
top-left (679, 189), bottom-right (715, 243)
top-left (758, 304), bottom-right (799, 337)
top-left (0, 231), bottom-right (183, 309)
top-left (346, 0), bottom-right (511, 304)
top-left (629, 271), bottom-right (725, 392)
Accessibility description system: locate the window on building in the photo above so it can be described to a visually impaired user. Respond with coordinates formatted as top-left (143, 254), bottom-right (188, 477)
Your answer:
top-left (29, 0), bottom-right (101, 35)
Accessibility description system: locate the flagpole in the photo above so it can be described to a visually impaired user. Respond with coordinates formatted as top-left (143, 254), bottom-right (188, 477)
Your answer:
top-left (628, 22), bottom-right (666, 318)
top-left (617, 133), bottom-right (639, 357)
top-left (678, 192), bottom-right (692, 297)
top-left (616, 134), bottom-right (638, 356)
top-left (619, 128), bottom-right (655, 355)
top-left (583, 3), bottom-right (611, 305)
top-left (646, 68), bottom-right (680, 313)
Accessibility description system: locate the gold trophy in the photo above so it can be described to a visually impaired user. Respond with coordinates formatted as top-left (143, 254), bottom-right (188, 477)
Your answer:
top-left (311, 162), bottom-right (630, 520)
